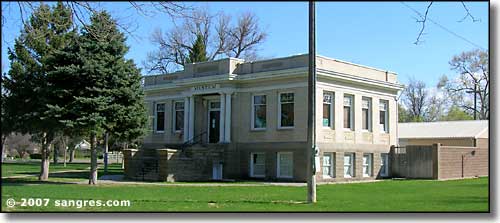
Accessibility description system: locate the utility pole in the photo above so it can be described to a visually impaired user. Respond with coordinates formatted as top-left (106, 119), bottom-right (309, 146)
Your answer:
top-left (466, 83), bottom-right (478, 120)
top-left (307, 0), bottom-right (317, 204)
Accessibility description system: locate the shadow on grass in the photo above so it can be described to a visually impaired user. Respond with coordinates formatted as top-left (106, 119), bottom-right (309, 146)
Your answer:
top-left (1, 177), bottom-right (78, 185)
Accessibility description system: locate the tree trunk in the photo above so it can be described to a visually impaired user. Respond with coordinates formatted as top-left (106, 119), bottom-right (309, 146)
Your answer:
top-left (121, 142), bottom-right (128, 169)
top-left (39, 133), bottom-right (50, 181)
top-left (69, 148), bottom-right (75, 163)
top-left (53, 142), bottom-right (59, 164)
top-left (89, 133), bottom-right (98, 185)
top-left (104, 132), bottom-right (109, 175)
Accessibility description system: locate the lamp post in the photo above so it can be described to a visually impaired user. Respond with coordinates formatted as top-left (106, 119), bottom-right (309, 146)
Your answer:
top-left (307, 0), bottom-right (317, 203)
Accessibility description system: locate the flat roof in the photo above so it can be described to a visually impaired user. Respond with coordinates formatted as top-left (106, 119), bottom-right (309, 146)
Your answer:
top-left (398, 120), bottom-right (489, 139)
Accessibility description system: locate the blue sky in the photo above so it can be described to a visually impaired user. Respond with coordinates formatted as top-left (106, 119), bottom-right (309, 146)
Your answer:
top-left (1, 1), bottom-right (488, 87)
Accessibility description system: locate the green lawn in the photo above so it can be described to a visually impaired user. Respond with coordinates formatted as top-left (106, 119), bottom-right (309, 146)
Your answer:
top-left (1, 162), bottom-right (123, 183)
top-left (1, 162), bottom-right (489, 212)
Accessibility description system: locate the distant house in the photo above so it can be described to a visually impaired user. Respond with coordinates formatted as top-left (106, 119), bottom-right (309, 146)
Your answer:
top-left (398, 120), bottom-right (489, 148)
top-left (75, 140), bottom-right (91, 150)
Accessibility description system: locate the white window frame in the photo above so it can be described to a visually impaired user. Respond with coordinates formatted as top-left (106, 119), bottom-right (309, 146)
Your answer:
top-left (250, 152), bottom-right (265, 178)
top-left (172, 100), bottom-right (184, 133)
top-left (344, 153), bottom-right (354, 178)
top-left (363, 153), bottom-right (373, 177)
top-left (322, 152), bottom-right (335, 178)
top-left (361, 97), bottom-right (372, 132)
top-left (379, 100), bottom-right (389, 133)
top-left (343, 95), bottom-right (354, 130)
top-left (251, 94), bottom-right (267, 131)
top-left (323, 92), bottom-right (334, 128)
top-left (277, 152), bottom-right (293, 178)
top-left (278, 92), bottom-right (295, 129)
top-left (155, 103), bottom-right (165, 133)
top-left (380, 153), bottom-right (389, 177)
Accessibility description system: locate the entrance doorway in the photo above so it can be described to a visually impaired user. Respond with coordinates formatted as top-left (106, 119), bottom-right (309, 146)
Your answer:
top-left (208, 101), bottom-right (220, 143)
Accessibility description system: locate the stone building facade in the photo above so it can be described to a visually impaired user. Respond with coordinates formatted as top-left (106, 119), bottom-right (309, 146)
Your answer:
top-left (125, 54), bottom-right (403, 182)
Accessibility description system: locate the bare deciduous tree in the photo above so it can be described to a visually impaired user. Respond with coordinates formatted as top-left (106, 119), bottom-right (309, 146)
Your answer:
top-left (402, 78), bottom-right (428, 122)
top-left (145, 9), bottom-right (267, 73)
top-left (443, 49), bottom-right (488, 119)
top-left (1, 1), bottom-right (192, 44)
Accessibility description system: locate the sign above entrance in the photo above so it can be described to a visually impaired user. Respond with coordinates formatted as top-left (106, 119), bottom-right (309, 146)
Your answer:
top-left (192, 84), bottom-right (220, 92)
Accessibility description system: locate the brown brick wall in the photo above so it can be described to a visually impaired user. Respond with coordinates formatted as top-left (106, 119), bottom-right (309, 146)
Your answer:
top-left (438, 145), bottom-right (488, 179)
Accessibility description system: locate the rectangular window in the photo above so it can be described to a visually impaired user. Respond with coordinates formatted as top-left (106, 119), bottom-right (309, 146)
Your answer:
top-left (155, 103), bottom-right (165, 132)
top-left (362, 97), bottom-right (371, 131)
top-left (279, 93), bottom-right (294, 128)
top-left (363, 154), bottom-right (373, 177)
top-left (277, 152), bottom-right (293, 178)
top-left (323, 152), bottom-right (335, 178)
top-left (344, 153), bottom-right (354, 178)
top-left (380, 153), bottom-right (389, 177)
top-left (252, 95), bottom-right (267, 130)
top-left (323, 92), bottom-right (334, 127)
top-left (173, 101), bottom-right (184, 132)
top-left (379, 100), bottom-right (389, 133)
top-left (250, 153), bottom-right (265, 178)
top-left (343, 95), bottom-right (354, 130)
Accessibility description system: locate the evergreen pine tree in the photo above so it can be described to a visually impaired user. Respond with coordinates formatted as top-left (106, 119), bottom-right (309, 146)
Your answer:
top-left (2, 2), bottom-right (76, 180)
top-left (56, 11), bottom-right (147, 184)
top-left (187, 34), bottom-right (208, 63)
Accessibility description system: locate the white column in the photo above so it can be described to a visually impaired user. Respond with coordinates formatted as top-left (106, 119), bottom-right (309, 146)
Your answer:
top-left (219, 93), bottom-right (226, 143)
top-left (189, 96), bottom-right (195, 141)
top-left (183, 97), bottom-right (189, 142)
top-left (224, 93), bottom-right (232, 143)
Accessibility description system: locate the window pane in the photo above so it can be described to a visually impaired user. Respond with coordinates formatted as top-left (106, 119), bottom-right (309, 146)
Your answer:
top-left (280, 93), bottom-right (294, 103)
top-left (344, 154), bottom-right (353, 177)
top-left (157, 104), bottom-right (165, 112)
top-left (281, 103), bottom-right (294, 127)
top-left (157, 112), bottom-right (165, 131)
top-left (254, 105), bottom-right (267, 128)
top-left (175, 102), bottom-right (184, 110)
top-left (254, 95), bottom-right (266, 104)
top-left (362, 109), bottom-right (368, 130)
top-left (344, 106), bottom-right (351, 128)
top-left (323, 104), bottom-right (331, 127)
top-left (279, 153), bottom-right (293, 177)
top-left (210, 102), bottom-right (220, 109)
top-left (323, 93), bottom-right (332, 103)
top-left (175, 110), bottom-right (184, 131)
top-left (343, 96), bottom-right (352, 106)
top-left (252, 153), bottom-right (265, 177)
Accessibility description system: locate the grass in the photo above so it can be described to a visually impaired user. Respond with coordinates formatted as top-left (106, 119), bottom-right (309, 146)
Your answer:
top-left (1, 162), bottom-right (489, 212)
top-left (1, 162), bottom-right (123, 182)
top-left (1, 163), bottom-right (489, 212)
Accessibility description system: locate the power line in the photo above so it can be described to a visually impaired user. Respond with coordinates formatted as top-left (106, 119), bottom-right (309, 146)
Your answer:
top-left (400, 2), bottom-right (486, 50)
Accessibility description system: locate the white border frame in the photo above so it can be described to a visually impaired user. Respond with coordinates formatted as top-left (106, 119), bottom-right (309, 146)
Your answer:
top-left (250, 152), bottom-right (266, 178)
top-left (278, 92), bottom-right (295, 129)
top-left (277, 152), bottom-right (293, 178)
top-left (251, 94), bottom-right (267, 131)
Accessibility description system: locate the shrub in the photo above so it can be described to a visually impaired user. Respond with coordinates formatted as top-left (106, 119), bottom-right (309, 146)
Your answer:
top-left (30, 153), bottom-right (43, 159)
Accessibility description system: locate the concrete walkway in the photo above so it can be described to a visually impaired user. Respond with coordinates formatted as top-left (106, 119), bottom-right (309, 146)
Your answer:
top-left (89, 175), bottom-right (384, 187)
